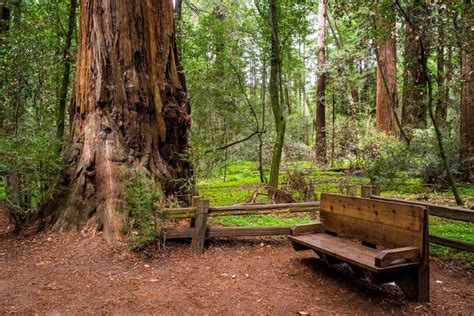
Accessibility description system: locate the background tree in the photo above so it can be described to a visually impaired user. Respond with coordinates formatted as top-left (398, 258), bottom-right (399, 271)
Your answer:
top-left (401, 0), bottom-right (429, 129)
top-left (459, 0), bottom-right (473, 179)
top-left (267, 0), bottom-right (285, 188)
top-left (314, 0), bottom-right (327, 163)
top-left (375, 0), bottom-right (397, 134)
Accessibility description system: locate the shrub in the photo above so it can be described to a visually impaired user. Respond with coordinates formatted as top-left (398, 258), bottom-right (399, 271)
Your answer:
top-left (355, 130), bottom-right (409, 184)
top-left (125, 172), bottom-right (164, 252)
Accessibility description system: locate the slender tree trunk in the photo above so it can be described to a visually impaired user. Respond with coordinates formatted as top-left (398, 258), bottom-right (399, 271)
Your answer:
top-left (0, 5), bottom-right (11, 130)
top-left (459, 1), bottom-right (474, 179)
top-left (175, 0), bottom-right (183, 19)
top-left (375, 1), bottom-right (397, 134)
top-left (268, 0), bottom-right (285, 189)
top-left (42, 0), bottom-right (192, 240)
top-left (56, 0), bottom-right (78, 139)
top-left (258, 58), bottom-right (266, 183)
top-left (315, 0), bottom-right (327, 163)
top-left (435, 8), bottom-right (447, 123)
top-left (401, 1), bottom-right (429, 129)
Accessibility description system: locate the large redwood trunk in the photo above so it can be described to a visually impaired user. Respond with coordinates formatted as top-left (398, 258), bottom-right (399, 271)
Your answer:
top-left (375, 2), bottom-right (397, 134)
top-left (459, 1), bottom-right (474, 178)
top-left (44, 0), bottom-right (192, 239)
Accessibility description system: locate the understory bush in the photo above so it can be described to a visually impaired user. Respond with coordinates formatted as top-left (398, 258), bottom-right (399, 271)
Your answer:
top-left (409, 128), bottom-right (460, 187)
top-left (125, 172), bottom-right (164, 252)
top-left (355, 130), bottom-right (409, 184)
top-left (0, 125), bottom-right (63, 229)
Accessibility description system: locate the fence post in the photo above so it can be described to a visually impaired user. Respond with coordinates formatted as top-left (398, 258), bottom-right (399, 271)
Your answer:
top-left (361, 185), bottom-right (372, 198)
top-left (346, 185), bottom-right (356, 197)
top-left (190, 196), bottom-right (201, 227)
top-left (191, 198), bottom-right (209, 253)
top-left (371, 186), bottom-right (381, 196)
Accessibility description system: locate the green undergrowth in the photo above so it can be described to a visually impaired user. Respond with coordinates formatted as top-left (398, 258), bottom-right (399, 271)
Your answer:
top-left (210, 214), bottom-right (312, 227)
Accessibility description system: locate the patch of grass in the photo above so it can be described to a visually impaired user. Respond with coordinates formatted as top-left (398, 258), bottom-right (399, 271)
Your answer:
top-left (210, 214), bottom-right (313, 227)
top-left (197, 186), bottom-right (255, 206)
top-left (429, 217), bottom-right (474, 268)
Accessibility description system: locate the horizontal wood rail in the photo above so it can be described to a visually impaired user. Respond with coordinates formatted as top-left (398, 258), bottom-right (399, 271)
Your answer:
top-left (369, 195), bottom-right (474, 223)
top-left (160, 201), bottom-right (320, 219)
top-left (429, 235), bottom-right (474, 252)
top-left (208, 201), bottom-right (320, 215)
top-left (165, 226), bottom-right (292, 239)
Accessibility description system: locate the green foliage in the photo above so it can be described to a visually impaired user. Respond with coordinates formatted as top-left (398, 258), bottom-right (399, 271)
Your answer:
top-left (0, 125), bottom-right (62, 209)
top-left (125, 172), bottom-right (164, 252)
top-left (409, 128), bottom-right (460, 187)
top-left (211, 214), bottom-right (312, 227)
top-left (356, 130), bottom-right (409, 184)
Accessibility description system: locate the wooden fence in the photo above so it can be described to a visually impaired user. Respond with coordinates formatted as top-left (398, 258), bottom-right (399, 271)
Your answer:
top-left (163, 197), bottom-right (320, 253)
top-left (162, 186), bottom-right (474, 253)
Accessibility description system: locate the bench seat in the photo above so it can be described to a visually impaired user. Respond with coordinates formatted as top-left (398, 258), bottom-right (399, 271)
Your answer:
top-left (289, 233), bottom-right (419, 273)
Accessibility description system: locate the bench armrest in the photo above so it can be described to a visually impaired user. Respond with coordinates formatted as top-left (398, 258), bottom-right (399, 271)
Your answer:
top-left (375, 246), bottom-right (420, 268)
top-left (290, 223), bottom-right (324, 236)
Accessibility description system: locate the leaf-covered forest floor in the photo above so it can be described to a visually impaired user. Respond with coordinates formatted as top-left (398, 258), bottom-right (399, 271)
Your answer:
top-left (198, 160), bottom-right (474, 268)
top-left (0, 232), bottom-right (472, 314)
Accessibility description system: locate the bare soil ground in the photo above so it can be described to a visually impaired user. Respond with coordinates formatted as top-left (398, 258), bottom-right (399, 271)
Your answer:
top-left (0, 232), bottom-right (473, 315)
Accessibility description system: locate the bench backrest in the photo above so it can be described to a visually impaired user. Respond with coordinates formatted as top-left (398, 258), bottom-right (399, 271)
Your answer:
top-left (320, 193), bottom-right (428, 251)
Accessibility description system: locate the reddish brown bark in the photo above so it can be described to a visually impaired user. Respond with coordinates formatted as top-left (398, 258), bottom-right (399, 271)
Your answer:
top-left (44, 0), bottom-right (192, 239)
top-left (375, 3), bottom-right (397, 134)
top-left (460, 2), bottom-right (474, 177)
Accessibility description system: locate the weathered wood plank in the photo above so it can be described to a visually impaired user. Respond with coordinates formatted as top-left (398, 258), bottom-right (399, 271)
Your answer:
top-left (164, 226), bottom-right (292, 239)
top-left (289, 233), bottom-right (419, 273)
top-left (160, 207), bottom-right (197, 219)
top-left (429, 235), bottom-right (474, 252)
top-left (321, 193), bottom-right (424, 232)
top-left (375, 246), bottom-right (420, 267)
top-left (164, 227), bottom-right (193, 239)
top-left (290, 223), bottom-right (324, 236)
top-left (320, 211), bottom-right (424, 249)
top-left (370, 195), bottom-right (474, 223)
top-left (208, 201), bottom-right (320, 213)
top-left (207, 226), bottom-right (291, 237)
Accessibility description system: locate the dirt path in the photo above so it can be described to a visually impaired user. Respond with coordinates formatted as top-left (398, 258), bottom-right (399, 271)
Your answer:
top-left (0, 232), bottom-right (472, 315)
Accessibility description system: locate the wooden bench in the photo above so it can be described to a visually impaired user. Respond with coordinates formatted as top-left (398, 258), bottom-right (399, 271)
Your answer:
top-left (289, 193), bottom-right (429, 302)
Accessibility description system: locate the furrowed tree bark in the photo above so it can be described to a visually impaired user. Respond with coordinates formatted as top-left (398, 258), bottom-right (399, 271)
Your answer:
top-left (375, 1), bottom-right (397, 134)
top-left (56, 0), bottom-right (78, 139)
top-left (42, 0), bottom-right (192, 240)
top-left (268, 0), bottom-right (285, 189)
top-left (459, 1), bottom-right (474, 179)
top-left (315, 0), bottom-right (327, 163)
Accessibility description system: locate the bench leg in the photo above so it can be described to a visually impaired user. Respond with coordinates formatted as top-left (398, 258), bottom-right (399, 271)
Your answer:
top-left (291, 241), bottom-right (311, 251)
top-left (395, 266), bottom-right (429, 302)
